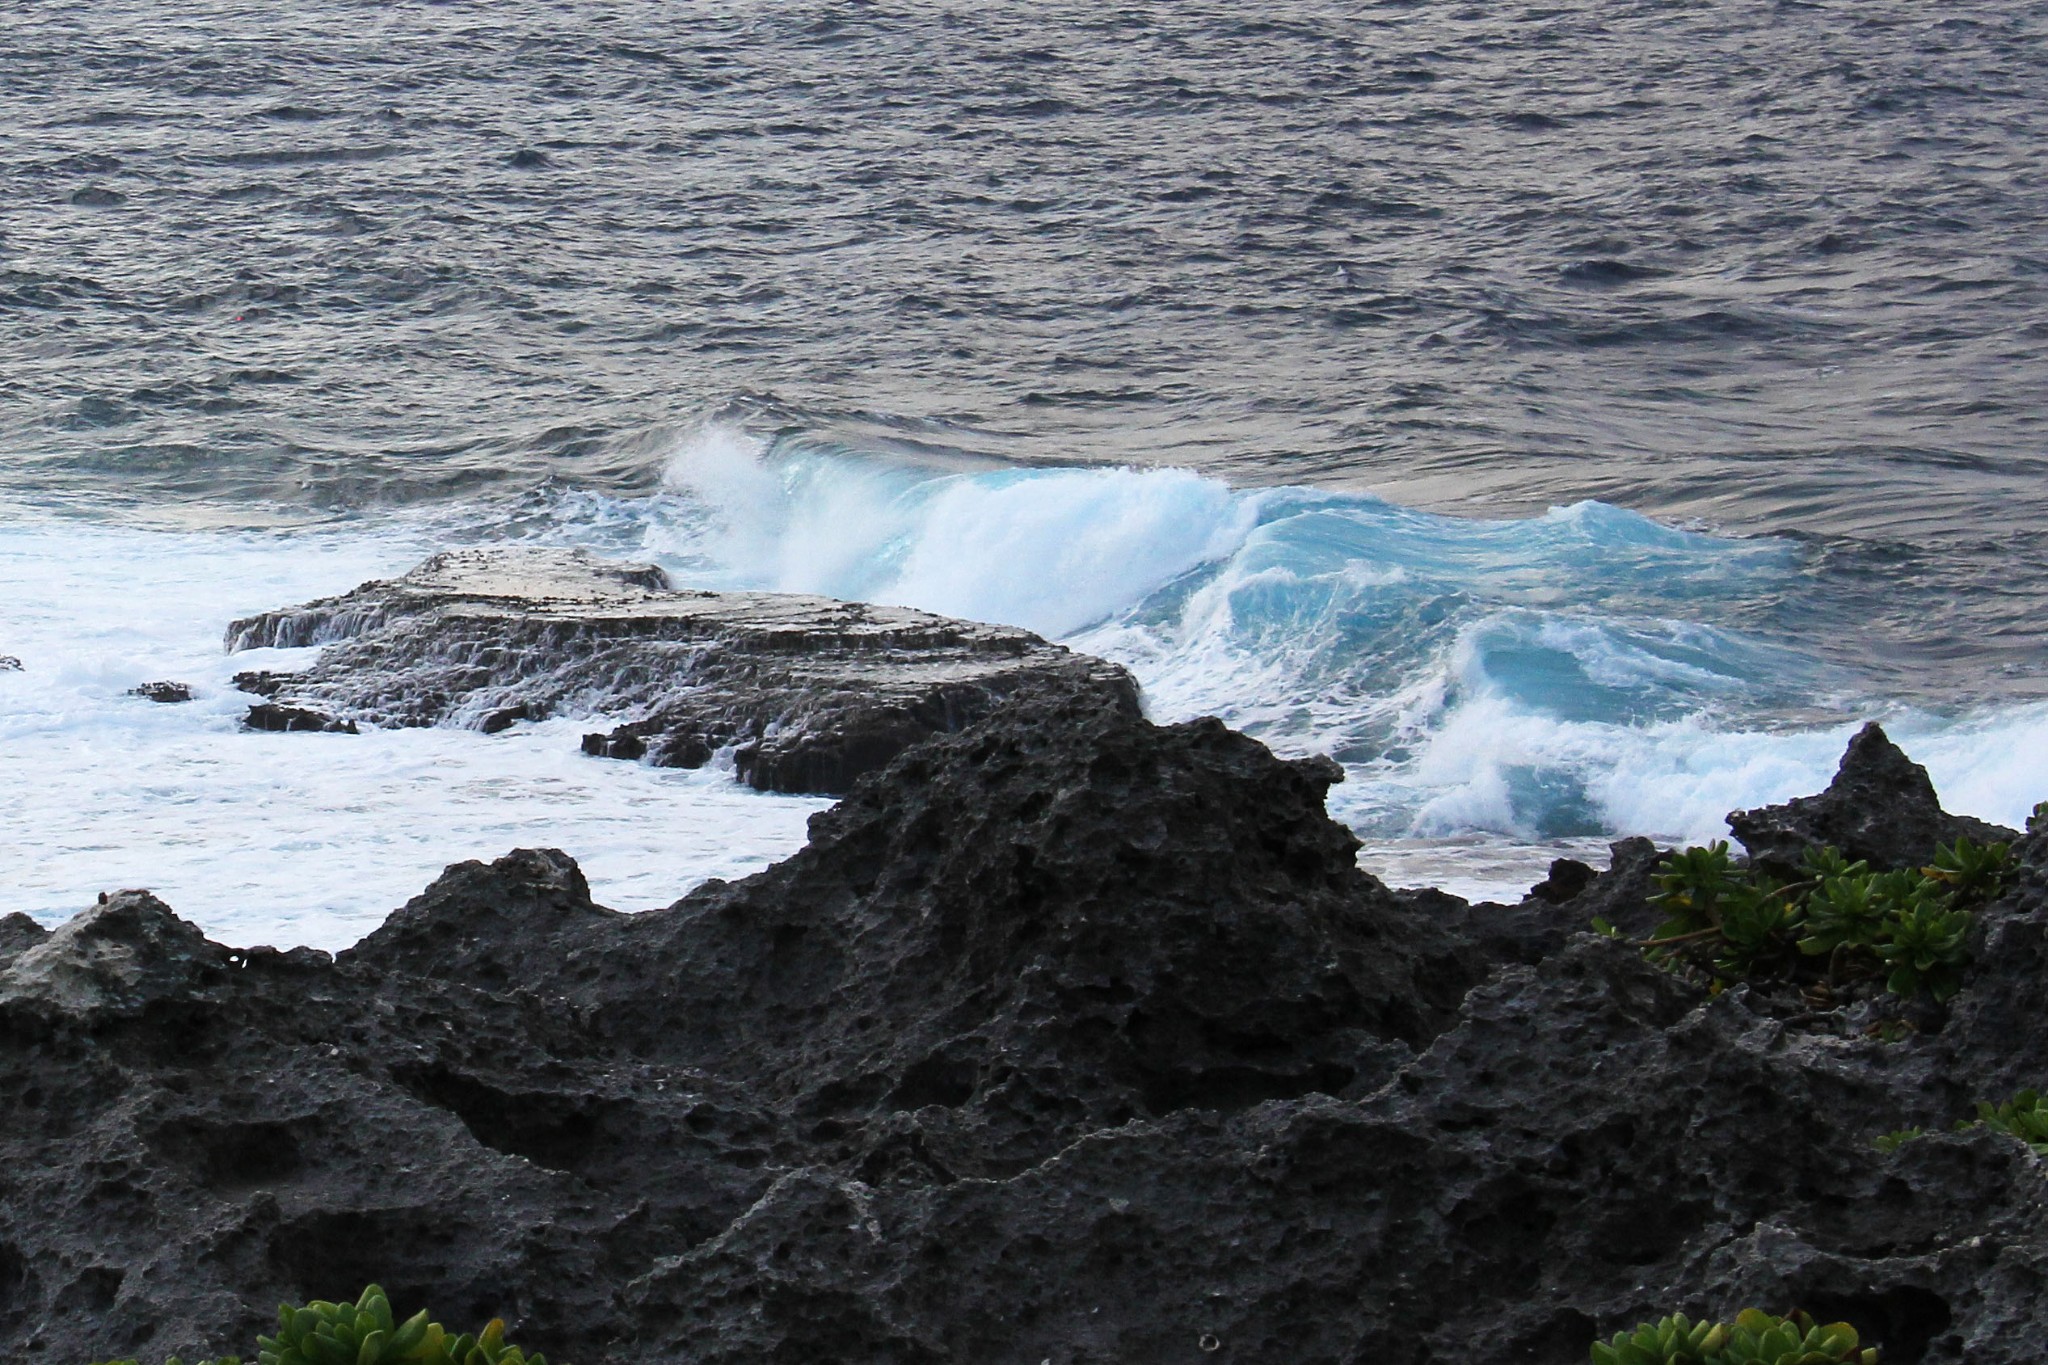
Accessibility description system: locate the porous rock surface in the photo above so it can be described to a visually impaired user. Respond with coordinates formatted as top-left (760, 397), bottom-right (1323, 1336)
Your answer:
top-left (1727, 721), bottom-right (2018, 873)
top-left (2, 702), bottom-right (2045, 1364)
top-left (223, 546), bottom-right (1137, 794)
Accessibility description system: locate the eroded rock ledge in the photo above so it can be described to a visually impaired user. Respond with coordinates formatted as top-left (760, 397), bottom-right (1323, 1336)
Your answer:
top-left (225, 546), bottom-right (1137, 793)
top-left (2, 708), bottom-right (2043, 1364)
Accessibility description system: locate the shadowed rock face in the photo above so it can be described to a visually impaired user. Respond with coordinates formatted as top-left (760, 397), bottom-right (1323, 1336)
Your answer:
top-left (1727, 722), bottom-right (2018, 873)
top-left (1, 707), bottom-right (2044, 1365)
top-left (223, 546), bottom-right (1138, 794)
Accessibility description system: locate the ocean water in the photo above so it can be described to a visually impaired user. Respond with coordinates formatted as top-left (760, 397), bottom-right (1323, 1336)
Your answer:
top-left (3, 3), bottom-right (2045, 943)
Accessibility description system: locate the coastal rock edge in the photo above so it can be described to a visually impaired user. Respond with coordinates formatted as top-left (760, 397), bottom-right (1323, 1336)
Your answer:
top-left (1, 705), bottom-right (2043, 1362)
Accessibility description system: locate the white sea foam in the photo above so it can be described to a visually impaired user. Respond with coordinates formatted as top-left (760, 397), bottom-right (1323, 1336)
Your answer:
top-left (641, 430), bottom-right (2047, 890)
top-left (658, 429), bottom-right (1259, 636)
top-left (5, 429), bottom-right (2043, 941)
top-left (0, 510), bottom-right (828, 947)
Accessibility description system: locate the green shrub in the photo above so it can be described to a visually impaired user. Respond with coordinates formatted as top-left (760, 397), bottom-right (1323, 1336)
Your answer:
top-left (1963, 1089), bottom-right (2048, 1156)
top-left (91, 1285), bottom-right (549, 1365)
top-left (1874, 899), bottom-right (1972, 1002)
top-left (1591, 1308), bottom-right (1876, 1364)
top-left (1874, 1088), bottom-right (2048, 1157)
top-left (1617, 837), bottom-right (2012, 1005)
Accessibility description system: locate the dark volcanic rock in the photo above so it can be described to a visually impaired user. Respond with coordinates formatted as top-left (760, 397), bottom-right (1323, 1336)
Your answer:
top-left (1527, 856), bottom-right (1597, 904)
top-left (225, 546), bottom-right (1136, 794)
top-left (0, 912), bottom-right (49, 964)
top-left (129, 680), bottom-right (194, 703)
top-left (0, 891), bottom-right (226, 1016)
top-left (1728, 721), bottom-right (2019, 872)
top-left (1, 716), bottom-right (2043, 1363)
top-left (243, 701), bottom-right (359, 734)
top-left (0, 654), bottom-right (20, 671)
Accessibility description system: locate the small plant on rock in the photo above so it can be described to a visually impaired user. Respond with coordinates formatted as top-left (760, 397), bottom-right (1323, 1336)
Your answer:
top-left (1874, 1088), bottom-right (2048, 1157)
top-left (1619, 836), bottom-right (2012, 1006)
top-left (1648, 842), bottom-right (1745, 939)
top-left (90, 1285), bottom-right (548, 1365)
top-left (1925, 837), bottom-right (2013, 902)
top-left (1591, 1308), bottom-right (1875, 1365)
top-left (1794, 863), bottom-right (1885, 960)
top-left (1874, 898), bottom-right (1973, 1003)
top-left (1963, 1089), bottom-right (2048, 1157)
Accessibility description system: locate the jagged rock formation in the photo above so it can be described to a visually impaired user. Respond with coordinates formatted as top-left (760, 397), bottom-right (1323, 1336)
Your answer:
top-left (223, 546), bottom-right (1137, 794)
top-left (0, 702), bottom-right (2043, 1364)
top-left (1727, 722), bottom-right (2018, 873)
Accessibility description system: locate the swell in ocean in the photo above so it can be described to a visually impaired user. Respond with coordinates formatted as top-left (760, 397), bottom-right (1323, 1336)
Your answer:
top-left (4, 425), bottom-right (2040, 943)
top-left (5, 1), bottom-right (2045, 942)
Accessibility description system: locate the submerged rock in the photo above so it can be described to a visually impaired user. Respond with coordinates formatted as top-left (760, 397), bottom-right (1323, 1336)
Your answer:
top-left (0, 712), bottom-right (2041, 1363)
top-left (129, 680), bottom-right (194, 704)
top-left (225, 546), bottom-right (1136, 794)
top-left (243, 701), bottom-right (358, 734)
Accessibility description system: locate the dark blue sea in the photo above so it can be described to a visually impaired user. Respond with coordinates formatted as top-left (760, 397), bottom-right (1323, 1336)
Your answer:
top-left (3, 1), bottom-right (2044, 943)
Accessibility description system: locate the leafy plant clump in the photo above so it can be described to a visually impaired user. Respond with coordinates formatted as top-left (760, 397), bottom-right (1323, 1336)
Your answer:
top-left (1592, 1309), bottom-right (1876, 1365)
top-left (1878, 1089), bottom-right (2048, 1158)
top-left (91, 1285), bottom-right (549, 1365)
top-left (1968, 1089), bottom-right (2048, 1155)
top-left (1595, 837), bottom-right (2012, 1004)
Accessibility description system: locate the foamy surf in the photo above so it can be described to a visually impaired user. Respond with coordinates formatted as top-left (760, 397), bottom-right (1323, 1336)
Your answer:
top-left (0, 510), bottom-right (829, 946)
top-left (633, 428), bottom-right (2044, 856)
top-left (4, 427), bottom-right (2041, 940)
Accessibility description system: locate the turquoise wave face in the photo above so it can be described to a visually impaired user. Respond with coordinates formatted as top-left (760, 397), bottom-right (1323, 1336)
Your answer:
top-left (1086, 490), bottom-right (1818, 736)
top-left (509, 429), bottom-right (2042, 852)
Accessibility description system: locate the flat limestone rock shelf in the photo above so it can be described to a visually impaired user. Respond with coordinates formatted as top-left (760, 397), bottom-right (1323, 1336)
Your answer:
top-left (224, 545), bottom-right (1138, 793)
top-left (2, 701), bottom-right (2045, 1364)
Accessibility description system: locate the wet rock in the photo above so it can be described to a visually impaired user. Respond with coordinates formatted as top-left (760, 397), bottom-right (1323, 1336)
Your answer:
top-left (226, 545), bottom-right (1136, 794)
top-left (243, 702), bottom-right (358, 734)
top-left (580, 729), bottom-right (647, 761)
top-left (0, 654), bottom-right (20, 671)
top-left (478, 702), bottom-right (535, 734)
top-left (229, 669), bottom-right (290, 697)
top-left (129, 681), bottom-right (194, 703)
top-left (0, 716), bottom-right (2042, 1363)
top-left (1728, 721), bottom-right (2018, 872)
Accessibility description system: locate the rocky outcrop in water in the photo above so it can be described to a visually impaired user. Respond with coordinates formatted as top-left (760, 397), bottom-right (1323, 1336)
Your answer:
top-left (224, 546), bottom-right (1137, 794)
top-left (1, 700), bottom-right (2043, 1364)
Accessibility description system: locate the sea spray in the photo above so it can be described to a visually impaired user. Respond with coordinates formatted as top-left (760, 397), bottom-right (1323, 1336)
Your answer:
top-left (5, 431), bottom-right (2042, 938)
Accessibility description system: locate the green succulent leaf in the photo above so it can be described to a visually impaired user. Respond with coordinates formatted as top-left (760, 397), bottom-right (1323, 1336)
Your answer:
top-left (94, 1287), bottom-right (553, 1365)
top-left (1591, 1309), bottom-right (1876, 1365)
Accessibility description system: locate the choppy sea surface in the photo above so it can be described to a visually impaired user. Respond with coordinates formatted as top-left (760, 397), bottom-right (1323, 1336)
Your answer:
top-left (3, 2), bottom-right (2045, 945)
